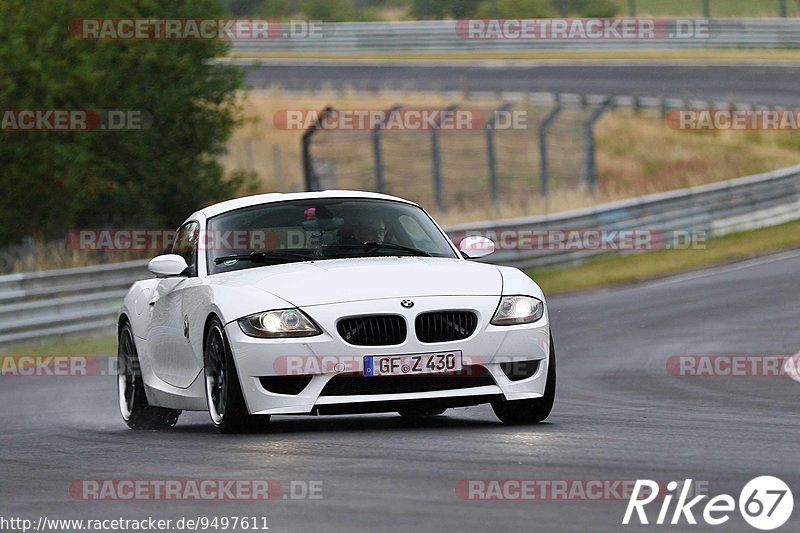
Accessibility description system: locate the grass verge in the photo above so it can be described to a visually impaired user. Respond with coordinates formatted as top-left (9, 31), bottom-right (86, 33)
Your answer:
top-left (0, 333), bottom-right (117, 357)
top-left (529, 219), bottom-right (800, 295)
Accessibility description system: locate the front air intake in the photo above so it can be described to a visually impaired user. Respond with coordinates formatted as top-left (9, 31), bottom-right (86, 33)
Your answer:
top-left (337, 315), bottom-right (407, 346)
top-left (415, 311), bottom-right (478, 343)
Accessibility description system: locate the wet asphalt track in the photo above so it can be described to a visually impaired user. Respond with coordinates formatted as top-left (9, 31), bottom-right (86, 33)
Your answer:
top-left (2, 250), bottom-right (799, 532)
top-left (243, 63), bottom-right (800, 106)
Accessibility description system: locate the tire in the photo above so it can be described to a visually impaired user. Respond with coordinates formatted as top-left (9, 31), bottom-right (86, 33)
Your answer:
top-left (118, 322), bottom-right (181, 430)
top-left (491, 334), bottom-right (556, 425)
top-left (397, 408), bottom-right (447, 419)
top-left (204, 318), bottom-right (270, 434)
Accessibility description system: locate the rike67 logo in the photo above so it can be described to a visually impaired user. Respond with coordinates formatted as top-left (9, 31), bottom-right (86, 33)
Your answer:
top-left (623, 476), bottom-right (793, 530)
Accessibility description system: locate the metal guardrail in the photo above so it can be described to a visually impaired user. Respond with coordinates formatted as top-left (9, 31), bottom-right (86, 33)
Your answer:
top-left (231, 19), bottom-right (800, 53)
top-left (448, 164), bottom-right (800, 269)
top-left (2, 163), bottom-right (800, 346)
top-left (0, 260), bottom-right (149, 346)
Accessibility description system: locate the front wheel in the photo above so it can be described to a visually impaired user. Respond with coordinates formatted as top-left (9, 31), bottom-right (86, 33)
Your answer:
top-left (118, 322), bottom-right (181, 430)
top-left (204, 318), bottom-right (270, 434)
top-left (491, 334), bottom-right (556, 425)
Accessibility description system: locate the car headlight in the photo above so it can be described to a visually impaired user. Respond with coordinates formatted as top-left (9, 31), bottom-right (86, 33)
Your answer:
top-left (238, 309), bottom-right (322, 338)
top-left (491, 296), bottom-right (544, 326)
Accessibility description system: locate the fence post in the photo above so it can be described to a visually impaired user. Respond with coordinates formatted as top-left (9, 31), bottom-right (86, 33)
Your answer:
top-left (778, 0), bottom-right (787, 17)
top-left (628, 0), bottom-right (636, 17)
top-left (702, 0), bottom-right (711, 17)
top-left (371, 130), bottom-right (384, 194)
top-left (485, 103), bottom-right (512, 204)
top-left (302, 105), bottom-right (334, 192)
top-left (371, 104), bottom-right (402, 194)
top-left (581, 98), bottom-right (613, 196)
top-left (538, 98), bottom-right (563, 198)
top-left (429, 105), bottom-right (457, 212)
top-left (272, 144), bottom-right (282, 184)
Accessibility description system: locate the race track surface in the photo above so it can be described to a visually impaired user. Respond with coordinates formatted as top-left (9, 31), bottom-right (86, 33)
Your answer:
top-left (2, 250), bottom-right (799, 532)
top-left (244, 63), bottom-right (800, 106)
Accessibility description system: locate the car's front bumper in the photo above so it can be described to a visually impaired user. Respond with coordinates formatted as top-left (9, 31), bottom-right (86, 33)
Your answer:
top-left (224, 296), bottom-right (550, 415)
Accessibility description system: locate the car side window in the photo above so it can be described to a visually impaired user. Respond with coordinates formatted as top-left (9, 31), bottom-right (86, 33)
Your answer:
top-left (170, 221), bottom-right (199, 276)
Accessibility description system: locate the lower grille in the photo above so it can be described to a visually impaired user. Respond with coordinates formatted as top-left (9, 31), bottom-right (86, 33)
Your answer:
top-left (319, 365), bottom-right (494, 396)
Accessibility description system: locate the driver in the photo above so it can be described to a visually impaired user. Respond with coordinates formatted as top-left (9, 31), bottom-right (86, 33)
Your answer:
top-left (342, 216), bottom-right (386, 244)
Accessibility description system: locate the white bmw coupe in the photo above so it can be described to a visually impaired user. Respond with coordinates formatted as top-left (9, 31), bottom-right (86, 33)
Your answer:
top-left (117, 191), bottom-right (555, 433)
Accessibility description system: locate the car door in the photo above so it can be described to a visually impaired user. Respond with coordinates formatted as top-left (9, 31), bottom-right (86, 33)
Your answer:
top-left (145, 221), bottom-right (204, 389)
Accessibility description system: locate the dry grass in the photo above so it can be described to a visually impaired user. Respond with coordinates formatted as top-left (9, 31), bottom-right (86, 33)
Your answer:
top-left (595, 110), bottom-right (800, 196)
top-left (224, 89), bottom-right (800, 224)
top-left (223, 88), bottom-right (463, 193)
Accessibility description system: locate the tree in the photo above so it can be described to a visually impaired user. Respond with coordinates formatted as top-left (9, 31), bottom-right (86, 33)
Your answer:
top-left (0, 0), bottom-right (247, 245)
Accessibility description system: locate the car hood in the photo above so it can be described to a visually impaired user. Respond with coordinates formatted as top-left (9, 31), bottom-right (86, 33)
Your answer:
top-left (211, 257), bottom-right (503, 307)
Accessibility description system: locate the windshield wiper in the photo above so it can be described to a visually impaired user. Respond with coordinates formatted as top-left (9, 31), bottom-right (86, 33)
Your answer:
top-left (213, 250), bottom-right (315, 265)
top-left (327, 242), bottom-right (432, 257)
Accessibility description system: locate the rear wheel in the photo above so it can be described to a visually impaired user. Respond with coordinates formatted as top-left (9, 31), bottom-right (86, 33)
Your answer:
top-left (397, 408), bottom-right (447, 419)
top-left (118, 322), bottom-right (181, 430)
top-left (491, 335), bottom-right (556, 425)
top-left (204, 318), bottom-right (270, 434)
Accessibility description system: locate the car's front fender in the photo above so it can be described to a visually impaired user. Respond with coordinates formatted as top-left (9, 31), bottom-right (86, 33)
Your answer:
top-left (184, 282), bottom-right (296, 363)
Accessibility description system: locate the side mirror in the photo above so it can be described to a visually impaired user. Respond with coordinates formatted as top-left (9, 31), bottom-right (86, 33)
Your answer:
top-left (459, 236), bottom-right (495, 259)
top-left (148, 254), bottom-right (189, 277)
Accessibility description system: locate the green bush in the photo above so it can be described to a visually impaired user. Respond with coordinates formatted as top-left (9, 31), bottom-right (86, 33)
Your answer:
top-left (0, 0), bottom-right (247, 245)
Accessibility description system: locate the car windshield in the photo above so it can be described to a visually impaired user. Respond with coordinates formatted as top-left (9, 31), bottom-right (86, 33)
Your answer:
top-left (205, 198), bottom-right (458, 275)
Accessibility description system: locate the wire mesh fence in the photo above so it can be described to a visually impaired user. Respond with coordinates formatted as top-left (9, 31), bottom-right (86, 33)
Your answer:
top-left (303, 97), bottom-right (612, 212)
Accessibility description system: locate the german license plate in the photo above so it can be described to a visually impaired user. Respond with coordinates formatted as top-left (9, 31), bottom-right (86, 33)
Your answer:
top-left (363, 351), bottom-right (462, 377)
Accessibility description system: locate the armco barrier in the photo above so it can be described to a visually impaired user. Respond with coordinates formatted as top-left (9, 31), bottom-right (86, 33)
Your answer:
top-left (230, 19), bottom-right (800, 53)
top-left (1, 163), bottom-right (799, 346)
top-left (448, 163), bottom-right (800, 269)
top-left (0, 261), bottom-right (149, 346)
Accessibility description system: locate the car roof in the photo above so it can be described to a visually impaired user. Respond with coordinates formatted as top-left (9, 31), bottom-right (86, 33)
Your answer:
top-left (195, 190), bottom-right (419, 220)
